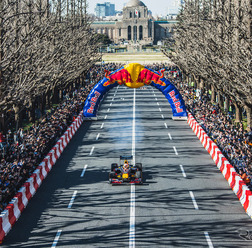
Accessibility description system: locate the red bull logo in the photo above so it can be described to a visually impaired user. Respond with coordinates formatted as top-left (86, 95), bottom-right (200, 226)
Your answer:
top-left (168, 90), bottom-right (183, 113)
top-left (102, 63), bottom-right (166, 88)
top-left (137, 68), bottom-right (166, 86)
top-left (87, 90), bottom-right (100, 114)
top-left (103, 69), bottom-right (132, 87)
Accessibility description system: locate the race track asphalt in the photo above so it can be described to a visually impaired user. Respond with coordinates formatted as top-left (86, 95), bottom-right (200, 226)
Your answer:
top-left (2, 85), bottom-right (252, 248)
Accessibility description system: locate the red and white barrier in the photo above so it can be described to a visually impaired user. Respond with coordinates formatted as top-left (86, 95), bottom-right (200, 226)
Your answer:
top-left (0, 112), bottom-right (84, 242)
top-left (187, 113), bottom-right (252, 218)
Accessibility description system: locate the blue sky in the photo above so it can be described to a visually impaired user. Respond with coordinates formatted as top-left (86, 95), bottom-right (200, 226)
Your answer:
top-left (87, 0), bottom-right (181, 16)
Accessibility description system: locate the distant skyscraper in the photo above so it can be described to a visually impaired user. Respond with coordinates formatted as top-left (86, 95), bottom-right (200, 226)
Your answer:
top-left (95, 2), bottom-right (115, 18)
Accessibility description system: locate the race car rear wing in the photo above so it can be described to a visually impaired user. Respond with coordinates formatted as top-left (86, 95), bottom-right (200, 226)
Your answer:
top-left (120, 155), bottom-right (133, 160)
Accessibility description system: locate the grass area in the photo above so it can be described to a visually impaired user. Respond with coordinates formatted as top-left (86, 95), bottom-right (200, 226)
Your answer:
top-left (102, 52), bottom-right (173, 64)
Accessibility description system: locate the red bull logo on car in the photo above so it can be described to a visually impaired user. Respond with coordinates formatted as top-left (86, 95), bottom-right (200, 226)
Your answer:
top-left (83, 63), bottom-right (187, 119)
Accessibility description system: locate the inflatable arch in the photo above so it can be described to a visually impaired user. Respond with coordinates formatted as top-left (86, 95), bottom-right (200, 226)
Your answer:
top-left (83, 63), bottom-right (187, 120)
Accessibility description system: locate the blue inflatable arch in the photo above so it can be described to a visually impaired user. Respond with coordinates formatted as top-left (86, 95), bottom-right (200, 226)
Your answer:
top-left (83, 63), bottom-right (187, 120)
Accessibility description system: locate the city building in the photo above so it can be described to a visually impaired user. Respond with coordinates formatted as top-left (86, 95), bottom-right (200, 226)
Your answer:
top-left (91, 0), bottom-right (177, 46)
top-left (95, 2), bottom-right (116, 18)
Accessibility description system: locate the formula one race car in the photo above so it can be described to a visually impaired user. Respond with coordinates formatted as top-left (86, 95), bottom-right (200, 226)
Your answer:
top-left (109, 156), bottom-right (143, 185)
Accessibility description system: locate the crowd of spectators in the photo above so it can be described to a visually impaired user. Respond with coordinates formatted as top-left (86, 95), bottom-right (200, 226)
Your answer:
top-left (166, 70), bottom-right (252, 188)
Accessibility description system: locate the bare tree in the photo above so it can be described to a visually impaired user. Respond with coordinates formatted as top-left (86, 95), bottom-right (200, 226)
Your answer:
top-left (0, 0), bottom-right (101, 130)
top-left (163, 0), bottom-right (252, 128)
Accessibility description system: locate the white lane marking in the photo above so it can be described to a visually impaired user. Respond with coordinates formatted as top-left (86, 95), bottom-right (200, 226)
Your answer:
top-left (51, 230), bottom-right (62, 248)
top-left (80, 164), bottom-right (88, 177)
top-left (107, 108), bottom-right (110, 112)
top-left (161, 114), bottom-right (164, 119)
top-left (100, 123), bottom-right (104, 129)
top-left (179, 165), bottom-right (186, 177)
top-left (155, 98), bottom-right (158, 101)
top-left (129, 185), bottom-right (135, 248)
top-left (96, 133), bottom-right (100, 140)
top-left (189, 191), bottom-right (199, 210)
top-left (89, 146), bottom-right (95, 155)
top-left (68, 190), bottom-right (78, 208)
top-left (112, 98), bottom-right (114, 101)
top-left (164, 123), bottom-right (168, 128)
top-left (104, 115), bottom-right (107, 120)
top-left (110, 102), bottom-right (112, 106)
top-left (159, 108), bottom-right (162, 112)
top-left (204, 232), bottom-right (214, 248)
top-left (173, 146), bottom-right (178, 155)
top-left (132, 88), bottom-right (136, 164)
top-left (157, 102), bottom-right (159, 106)
top-left (168, 133), bottom-right (172, 140)
top-left (154, 93), bottom-right (156, 96)
top-left (129, 88), bottom-right (136, 248)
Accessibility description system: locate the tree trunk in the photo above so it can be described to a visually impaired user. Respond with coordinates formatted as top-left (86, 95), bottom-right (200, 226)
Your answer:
top-left (211, 84), bottom-right (216, 103)
top-left (0, 111), bottom-right (5, 133)
top-left (218, 91), bottom-right (224, 109)
top-left (52, 86), bottom-right (59, 104)
top-left (28, 99), bottom-right (36, 123)
top-left (224, 95), bottom-right (230, 112)
top-left (245, 105), bottom-right (252, 131)
top-left (234, 102), bottom-right (242, 123)
top-left (39, 94), bottom-right (46, 117)
top-left (199, 77), bottom-right (204, 90)
top-left (46, 91), bottom-right (51, 109)
top-left (13, 104), bottom-right (20, 130)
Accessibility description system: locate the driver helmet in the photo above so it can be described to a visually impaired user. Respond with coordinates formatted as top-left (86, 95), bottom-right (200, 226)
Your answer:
top-left (123, 160), bottom-right (129, 169)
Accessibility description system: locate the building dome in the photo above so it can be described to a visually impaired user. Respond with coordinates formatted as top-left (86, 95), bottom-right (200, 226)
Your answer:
top-left (125, 0), bottom-right (146, 8)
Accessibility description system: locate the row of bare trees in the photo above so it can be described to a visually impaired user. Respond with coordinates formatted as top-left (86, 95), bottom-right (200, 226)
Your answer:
top-left (0, 0), bottom-right (101, 131)
top-left (163, 0), bottom-right (252, 129)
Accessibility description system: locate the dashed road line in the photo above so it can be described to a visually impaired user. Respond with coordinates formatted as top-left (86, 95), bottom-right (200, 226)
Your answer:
top-left (173, 146), bottom-right (178, 155)
top-left (164, 123), bottom-right (167, 128)
top-left (101, 123), bottom-right (104, 129)
top-left (157, 102), bottom-right (159, 105)
top-left (179, 165), bottom-right (186, 177)
top-left (204, 232), bottom-right (214, 248)
top-left (129, 185), bottom-right (135, 248)
top-left (168, 133), bottom-right (172, 140)
top-left (107, 108), bottom-right (110, 112)
top-left (159, 108), bottom-right (162, 112)
top-left (110, 102), bottom-right (112, 106)
top-left (161, 114), bottom-right (164, 119)
top-left (129, 88), bottom-right (136, 248)
top-left (80, 164), bottom-right (88, 177)
top-left (189, 191), bottom-right (199, 210)
top-left (51, 230), bottom-right (62, 248)
top-left (155, 98), bottom-right (158, 101)
top-left (89, 146), bottom-right (95, 155)
top-left (96, 133), bottom-right (100, 140)
top-left (104, 115), bottom-right (107, 120)
top-left (68, 190), bottom-right (78, 209)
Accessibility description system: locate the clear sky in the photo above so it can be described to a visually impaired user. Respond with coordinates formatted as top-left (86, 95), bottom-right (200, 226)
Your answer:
top-left (87, 0), bottom-right (181, 16)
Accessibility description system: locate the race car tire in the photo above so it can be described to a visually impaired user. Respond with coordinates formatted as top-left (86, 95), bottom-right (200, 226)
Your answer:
top-left (111, 163), bottom-right (118, 171)
top-left (136, 171), bottom-right (142, 179)
top-left (135, 163), bottom-right (142, 171)
top-left (109, 172), bottom-right (116, 178)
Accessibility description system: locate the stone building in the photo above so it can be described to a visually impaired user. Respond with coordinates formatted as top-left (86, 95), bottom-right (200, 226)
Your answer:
top-left (91, 0), bottom-right (177, 46)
